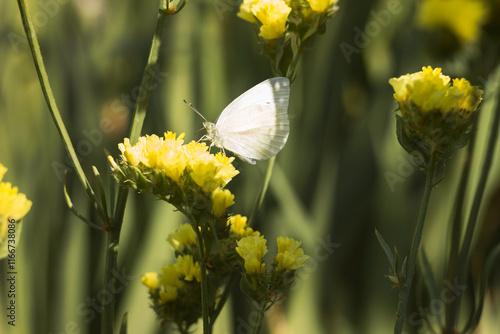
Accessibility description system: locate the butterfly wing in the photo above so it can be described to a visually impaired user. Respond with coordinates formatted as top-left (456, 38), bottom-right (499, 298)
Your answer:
top-left (215, 77), bottom-right (290, 163)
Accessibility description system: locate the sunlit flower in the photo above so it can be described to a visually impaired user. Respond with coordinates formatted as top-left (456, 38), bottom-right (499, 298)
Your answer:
top-left (274, 237), bottom-right (309, 271)
top-left (0, 163), bottom-right (32, 259)
top-left (236, 234), bottom-right (268, 274)
top-left (175, 255), bottom-right (201, 282)
top-left (416, 0), bottom-right (488, 42)
top-left (168, 224), bottom-right (198, 253)
top-left (211, 188), bottom-right (235, 218)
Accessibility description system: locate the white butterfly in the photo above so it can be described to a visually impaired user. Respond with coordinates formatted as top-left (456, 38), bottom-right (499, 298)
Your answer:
top-left (188, 77), bottom-right (290, 164)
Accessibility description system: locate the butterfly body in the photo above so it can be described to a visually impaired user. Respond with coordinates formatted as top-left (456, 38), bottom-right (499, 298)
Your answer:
top-left (202, 77), bottom-right (290, 164)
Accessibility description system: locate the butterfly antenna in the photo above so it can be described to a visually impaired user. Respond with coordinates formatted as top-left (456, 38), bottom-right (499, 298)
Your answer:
top-left (183, 99), bottom-right (207, 122)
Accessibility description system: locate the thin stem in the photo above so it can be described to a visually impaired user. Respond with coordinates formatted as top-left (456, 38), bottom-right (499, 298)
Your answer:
top-left (101, 1), bottom-right (169, 332)
top-left (129, 0), bottom-right (168, 144)
top-left (194, 226), bottom-right (211, 334)
top-left (251, 302), bottom-right (267, 334)
top-left (15, 0), bottom-right (104, 218)
top-left (249, 156), bottom-right (276, 225)
top-left (394, 151), bottom-right (438, 333)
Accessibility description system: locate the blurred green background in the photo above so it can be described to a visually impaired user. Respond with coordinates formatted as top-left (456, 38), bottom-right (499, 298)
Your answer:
top-left (1, 0), bottom-right (500, 333)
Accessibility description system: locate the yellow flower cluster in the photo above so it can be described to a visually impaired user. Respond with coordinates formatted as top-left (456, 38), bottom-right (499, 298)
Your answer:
top-left (275, 237), bottom-right (309, 271)
top-left (141, 254), bottom-right (201, 304)
top-left (238, 0), bottom-right (292, 39)
top-left (416, 0), bottom-right (488, 42)
top-left (109, 132), bottom-right (239, 219)
top-left (389, 66), bottom-right (483, 162)
top-left (236, 234), bottom-right (308, 274)
top-left (389, 66), bottom-right (482, 114)
top-left (111, 132), bottom-right (238, 190)
top-left (308, 0), bottom-right (337, 13)
top-left (237, 0), bottom-right (337, 39)
top-left (236, 234), bottom-right (268, 274)
top-left (0, 164), bottom-right (32, 259)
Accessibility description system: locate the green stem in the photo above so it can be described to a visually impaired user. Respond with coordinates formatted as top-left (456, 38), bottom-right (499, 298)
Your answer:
top-left (101, 1), bottom-right (169, 332)
top-left (129, 0), bottom-right (168, 144)
top-left (251, 303), bottom-right (267, 334)
top-left (16, 0), bottom-right (104, 218)
top-left (394, 151), bottom-right (438, 334)
top-left (194, 226), bottom-right (211, 334)
top-left (249, 157), bottom-right (276, 225)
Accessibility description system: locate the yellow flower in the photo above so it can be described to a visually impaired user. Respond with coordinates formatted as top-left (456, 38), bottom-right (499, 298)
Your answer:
top-left (111, 132), bottom-right (239, 196)
top-left (236, 234), bottom-right (268, 274)
top-left (159, 286), bottom-right (178, 303)
top-left (307, 0), bottom-right (337, 13)
top-left (228, 215), bottom-right (256, 237)
top-left (416, 0), bottom-right (488, 42)
top-left (141, 272), bottom-right (160, 291)
top-left (453, 78), bottom-right (484, 111)
top-left (274, 237), bottom-right (309, 271)
top-left (389, 66), bottom-right (483, 161)
top-left (175, 255), bottom-right (201, 282)
top-left (252, 0), bottom-right (291, 39)
top-left (214, 153), bottom-right (239, 187)
top-left (167, 224), bottom-right (198, 253)
top-left (190, 158), bottom-right (221, 192)
top-left (211, 188), bottom-right (235, 218)
top-left (0, 164), bottom-right (32, 259)
top-left (161, 264), bottom-right (184, 288)
top-left (238, 0), bottom-right (260, 23)
top-left (389, 66), bottom-right (482, 112)
top-left (389, 66), bottom-right (482, 113)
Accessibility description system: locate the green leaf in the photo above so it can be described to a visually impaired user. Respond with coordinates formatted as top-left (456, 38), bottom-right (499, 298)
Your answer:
top-left (63, 172), bottom-right (104, 231)
top-left (119, 312), bottom-right (128, 334)
top-left (375, 228), bottom-right (397, 273)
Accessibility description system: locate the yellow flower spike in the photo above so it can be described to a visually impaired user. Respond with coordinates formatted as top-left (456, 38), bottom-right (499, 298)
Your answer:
top-left (161, 264), bottom-right (184, 288)
top-left (175, 255), bottom-right (201, 282)
top-left (252, 0), bottom-right (292, 40)
top-left (308, 0), bottom-right (337, 13)
top-left (141, 272), bottom-right (160, 291)
top-left (236, 234), bottom-right (268, 274)
top-left (211, 188), bottom-right (235, 218)
top-left (167, 224), bottom-right (198, 252)
top-left (275, 237), bottom-right (309, 271)
top-left (416, 0), bottom-right (488, 42)
top-left (159, 286), bottom-right (178, 303)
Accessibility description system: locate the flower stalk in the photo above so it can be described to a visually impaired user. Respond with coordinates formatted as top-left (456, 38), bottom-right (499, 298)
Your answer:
top-left (394, 151), bottom-right (437, 333)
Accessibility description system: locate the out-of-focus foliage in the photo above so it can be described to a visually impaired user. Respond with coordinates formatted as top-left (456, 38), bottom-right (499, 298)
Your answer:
top-left (1, 0), bottom-right (499, 333)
